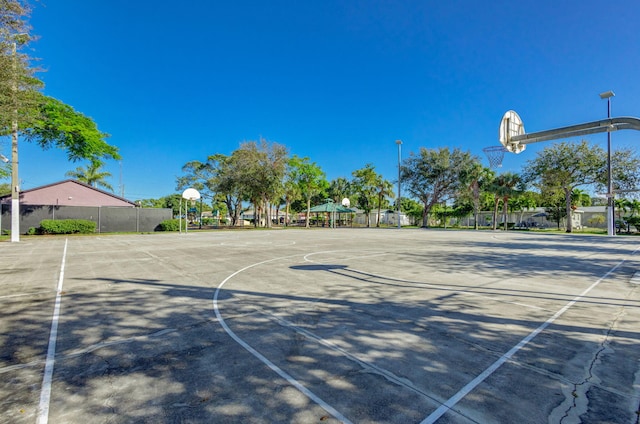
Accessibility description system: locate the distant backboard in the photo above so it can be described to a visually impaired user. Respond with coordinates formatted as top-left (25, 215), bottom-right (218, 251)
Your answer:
top-left (499, 110), bottom-right (526, 154)
top-left (182, 188), bottom-right (201, 201)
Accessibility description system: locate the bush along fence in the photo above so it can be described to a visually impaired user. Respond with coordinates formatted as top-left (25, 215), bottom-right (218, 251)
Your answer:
top-left (35, 219), bottom-right (97, 235)
top-left (0, 204), bottom-right (172, 235)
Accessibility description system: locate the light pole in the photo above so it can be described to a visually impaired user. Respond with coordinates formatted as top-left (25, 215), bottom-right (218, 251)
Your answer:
top-left (600, 90), bottom-right (615, 236)
top-left (10, 40), bottom-right (19, 242)
top-left (395, 139), bottom-right (402, 229)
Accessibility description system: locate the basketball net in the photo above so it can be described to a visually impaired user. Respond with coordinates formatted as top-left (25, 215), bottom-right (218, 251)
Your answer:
top-left (483, 146), bottom-right (507, 168)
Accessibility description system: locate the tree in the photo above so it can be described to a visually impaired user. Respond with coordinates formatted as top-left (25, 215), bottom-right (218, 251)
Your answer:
top-left (176, 159), bottom-right (214, 197)
top-left (177, 154), bottom-right (244, 226)
top-left (65, 161), bottom-right (114, 191)
top-left (400, 197), bottom-right (423, 224)
top-left (511, 191), bottom-right (537, 226)
top-left (0, 2), bottom-right (42, 135)
top-left (282, 170), bottom-right (301, 227)
top-left (627, 199), bottom-right (640, 217)
top-left (488, 172), bottom-right (522, 230)
top-left (374, 175), bottom-right (394, 227)
top-left (136, 194), bottom-right (182, 216)
top-left (351, 164), bottom-right (379, 227)
top-left (0, 4), bottom-right (118, 163)
top-left (288, 155), bottom-right (327, 228)
top-left (523, 140), bottom-right (604, 233)
top-left (233, 140), bottom-right (288, 227)
top-left (401, 147), bottom-right (478, 227)
top-left (457, 163), bottom-right (495, 229)
top-left (543, 187), bottom-right (567, 229)
top-left (607, 146), bottom-right (640, 194)
top-left (0, 158), bottom-right (8, 179)
top-left (571, 188), bottom-right (591, 208)
top-left (327, 177), bottom-right (352, 204)
top-left (502, 173), bottom-right (523, 229)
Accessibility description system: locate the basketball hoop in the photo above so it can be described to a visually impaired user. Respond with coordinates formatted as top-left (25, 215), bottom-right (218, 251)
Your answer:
top-left (483, 145), bottom-right (507, 168)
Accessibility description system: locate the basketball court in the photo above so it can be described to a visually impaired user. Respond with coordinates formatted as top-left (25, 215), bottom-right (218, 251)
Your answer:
top-left (1, 229), bottom-right (639, 423)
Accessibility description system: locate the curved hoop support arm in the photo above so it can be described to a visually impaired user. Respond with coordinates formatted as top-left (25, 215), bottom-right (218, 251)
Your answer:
top-left (510, 116), bottom-right (640, 146)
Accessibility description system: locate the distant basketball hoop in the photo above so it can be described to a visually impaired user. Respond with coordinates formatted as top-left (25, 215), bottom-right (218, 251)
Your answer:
top-left (483, 145), bottom-right (507, 168)
top-left (180, 188), bottom-right (201, 234)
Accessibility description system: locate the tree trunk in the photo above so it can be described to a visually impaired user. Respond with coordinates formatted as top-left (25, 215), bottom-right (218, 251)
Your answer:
top-left (565, 188), bottom-right (573, 233)
top-left (502, 199), bottom-right (508, 231)
top-left (285, 200), bottom-right (290, 226)
top-left (472, 182), bottom-right (480, 230)
top-left (421, 201), bottom-right (429, 227)
top-left (492, 198), bottom-right (500, 230)
top-left (305, 198), bottom-right (311, 228)
top-left (264, 198), bottom-right (271, 228)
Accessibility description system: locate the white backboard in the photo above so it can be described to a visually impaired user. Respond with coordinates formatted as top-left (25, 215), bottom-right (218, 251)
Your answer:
top-left (182, 188), bottom-right (201, 200)
top-left (499, 110), bottom-right (526, 154)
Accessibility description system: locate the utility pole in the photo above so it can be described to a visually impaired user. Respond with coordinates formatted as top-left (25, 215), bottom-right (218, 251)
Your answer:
top-left (11, 40), bottom-right (19, 242)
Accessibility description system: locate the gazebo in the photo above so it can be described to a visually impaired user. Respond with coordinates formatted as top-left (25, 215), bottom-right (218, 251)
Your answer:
top-left (307, 200), bottom-right (355, 227)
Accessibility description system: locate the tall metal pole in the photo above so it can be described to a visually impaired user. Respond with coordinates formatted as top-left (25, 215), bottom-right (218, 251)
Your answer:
top-left (600, 91), bottom-right (615, 236)
top-left (11, 41), bottom-right (19, 242)
top-left (608, 96), bottom-right (614, 236)
top-left (396, 140), bottom-right (402, 229)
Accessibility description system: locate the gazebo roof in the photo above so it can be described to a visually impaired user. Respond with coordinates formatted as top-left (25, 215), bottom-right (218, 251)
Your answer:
top-left (308, 202), bottom-right (354, 213)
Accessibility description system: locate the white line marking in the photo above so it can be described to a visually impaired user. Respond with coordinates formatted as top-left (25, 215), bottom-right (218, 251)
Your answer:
top-left (421, 249), bottom-right (637, 424)
top-left (37, 238), bottom-right (68, 424)
top-left (213, 254), bottom-right (353, 424)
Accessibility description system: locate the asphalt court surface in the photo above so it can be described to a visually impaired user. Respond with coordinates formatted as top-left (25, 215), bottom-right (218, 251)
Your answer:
top-left (1, 229), bottom-right (640, 423)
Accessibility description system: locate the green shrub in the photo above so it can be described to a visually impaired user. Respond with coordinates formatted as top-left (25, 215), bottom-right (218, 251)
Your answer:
top-left (39, 219), bottom-right (97, 234)
top-left (627, 216), bottom-right (640, 232)
top-left (157, 219), bottom-right (186, 231)
top-left (26, 227), bottom-right (38, 235)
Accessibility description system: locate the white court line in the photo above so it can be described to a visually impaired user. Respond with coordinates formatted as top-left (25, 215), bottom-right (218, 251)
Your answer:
top-left (421, 247), bottom-right (638, 424)
top-left (37, 238), bottom-right (68, 424)
top-left (213, 254), bottom-right (353, 424)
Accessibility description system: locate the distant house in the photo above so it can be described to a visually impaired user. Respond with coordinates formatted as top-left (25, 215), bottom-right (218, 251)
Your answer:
top-left (0, 179), bottom-right (136, 207)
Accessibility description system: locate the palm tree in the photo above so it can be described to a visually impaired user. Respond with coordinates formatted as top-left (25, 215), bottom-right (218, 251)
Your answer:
top-left (328, 177), bottom-right (352, 203)
top-left (489, 172), bottom-right (521, 230)
top-left (571, 188), bottom-right (591, 208)
top-left (469, 165), bottom-right (495, 230)
top-left (65, 161), bottom-right (114, 192)
top-left (627, 199), bottom-right (640, 217)
top-left (375, 177), bottom-right (394, 227)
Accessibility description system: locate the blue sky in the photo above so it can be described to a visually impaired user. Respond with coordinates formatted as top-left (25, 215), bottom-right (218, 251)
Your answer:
top-left (6, 0), bottom-right (640, 201)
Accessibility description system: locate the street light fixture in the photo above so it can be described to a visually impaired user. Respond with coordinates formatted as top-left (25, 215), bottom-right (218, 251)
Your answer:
top-left (395, 140), bottom-right (402, 229)
top-left (599, 90), bottom-right (615, 236)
